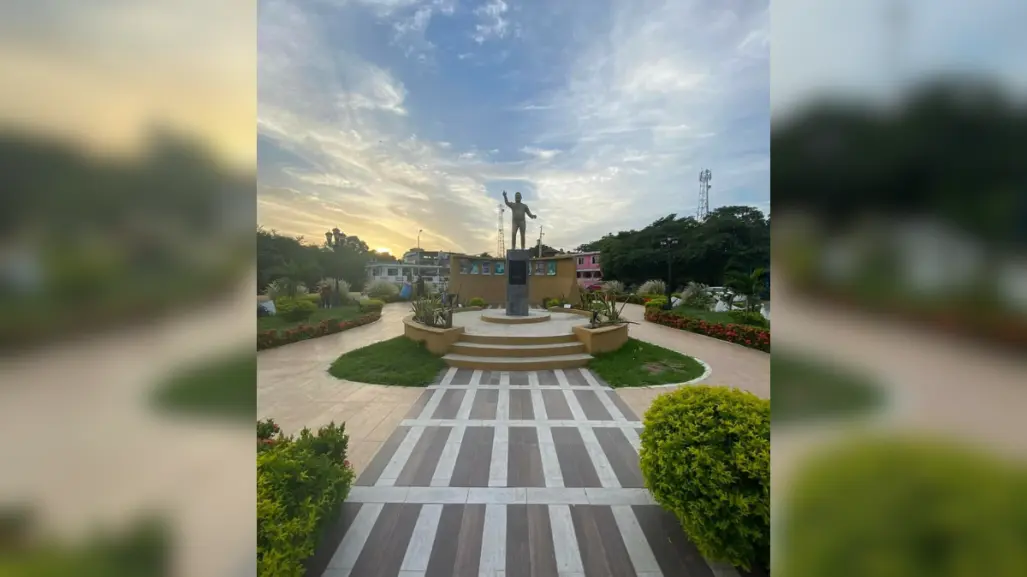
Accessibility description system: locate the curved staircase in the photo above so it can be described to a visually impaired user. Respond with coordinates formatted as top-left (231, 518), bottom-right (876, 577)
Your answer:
top-left (442, 332), bottom-right (593, 371)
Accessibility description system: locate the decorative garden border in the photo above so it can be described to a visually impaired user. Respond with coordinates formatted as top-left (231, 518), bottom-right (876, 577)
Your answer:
top-left (645, 308), bottom-right (770, 352)
top-left (257, 312), bottom-right (382, 350)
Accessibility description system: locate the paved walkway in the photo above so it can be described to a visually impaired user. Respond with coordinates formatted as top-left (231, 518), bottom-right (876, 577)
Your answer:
top-left (257, 303), bottom-right (771, 577)
top-left (325, 367), bottom-right (738, 577)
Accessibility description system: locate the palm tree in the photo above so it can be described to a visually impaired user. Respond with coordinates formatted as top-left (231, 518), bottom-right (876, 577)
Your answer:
top-left (726, 268), bottom-right (767, 313)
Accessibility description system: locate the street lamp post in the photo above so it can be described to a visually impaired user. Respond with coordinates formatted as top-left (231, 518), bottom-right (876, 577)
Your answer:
top-left (660, 236), bottom-right (679, 310)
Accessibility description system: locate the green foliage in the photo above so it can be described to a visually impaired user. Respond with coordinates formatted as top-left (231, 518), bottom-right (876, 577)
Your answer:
top-left (589, 207), bottom-right (769, 288)
top-left (275, 296), bottom-right (316, 322)
top-left (640, 386), bottom-right (770, 570)
top-left (257, 418), bottom-right (281, 440)
top-left (411, 295), bottom-right (449, 327)
top-left (153, 350), bottom-right (255, 420)
top-left (637, 279), bottom-right (667, 296)
top-left (301, 293), bottom-right (321, 305)
top-left (682, 281), bottom-right (716, 310)
top-left (258, 227), bottom-right (371, 293)
top-left (602, 280), bottom-right (625, 294)
top-left (358, 298), bottom-right (384, 312)
top-left (780, 437), bottom-right (1027, 577)
top-left (468, 297), bottom-right (487, 307)
top-left (726, 268), bottom-right (767, 313)
top-left (644, 296), bottom-right (668, 308)
top-left (580, 290), bottom-right (630, 326)
top-left (257, 422), bottom-right (355, 577)
top-left (328, 337), bottom-right (447, 386)
top-left (366, 279), bottom-right (400, 299)
top-left (727, 310), bottom-right (769, 328)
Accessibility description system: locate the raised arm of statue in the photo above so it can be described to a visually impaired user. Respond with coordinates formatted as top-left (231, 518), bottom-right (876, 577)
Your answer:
top-left (502, 191), bottom-right (514, 209)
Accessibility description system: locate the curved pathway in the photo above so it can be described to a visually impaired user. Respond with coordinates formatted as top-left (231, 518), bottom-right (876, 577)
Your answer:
top-left (258, 303), bottom-right (770, 577)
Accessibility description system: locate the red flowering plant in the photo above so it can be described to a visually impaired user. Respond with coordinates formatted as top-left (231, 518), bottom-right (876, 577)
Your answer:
top-left (257, 311), bottom-right (381, 350)
top-left (645, 308), bottom-right (770, 352)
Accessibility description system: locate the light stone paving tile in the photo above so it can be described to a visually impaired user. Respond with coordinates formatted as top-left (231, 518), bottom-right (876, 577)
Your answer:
top-left (488, 426), bottom-right (509, 487)
top-left (429, 425), bottom-right (465, 487)
top-left (327, 502), bottom-right (383, 570)
top-left (400, 504), bottom-right (443, 573)
top-left (548, 505), bottom-right (586, 575)
top-left (377, 426), bottom-right (425, 486)
top-left (610, 505), bottom-right (662, 576)
top-left (578, 426), bottom-right (621, 489)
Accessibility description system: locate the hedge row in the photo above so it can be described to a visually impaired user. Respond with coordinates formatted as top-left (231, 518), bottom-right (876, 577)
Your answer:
top-left (644, 308), bottom-right (771, 352)
top-left (257, 312), bottom-right (381, 350)
top-left (257, 419), bottom-right (355, 577)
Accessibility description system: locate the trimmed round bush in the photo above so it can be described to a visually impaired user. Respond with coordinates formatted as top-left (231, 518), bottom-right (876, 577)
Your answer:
top-left (640, 385), bottom-right (770, 570)
top-left (468, 297), bottom-right (486, 307)
top-left (780, 437), bottom-right (1027, 577)
top-left (275, 297), bottom-right (316, 322)
top-left (358, 298), bottom-right (384, 312)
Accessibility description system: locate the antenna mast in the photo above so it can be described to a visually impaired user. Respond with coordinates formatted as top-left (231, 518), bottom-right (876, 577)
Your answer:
top-left (698, 169), bottom-right (712, 221)
top-left (497, 204), bottom-right (506, 257)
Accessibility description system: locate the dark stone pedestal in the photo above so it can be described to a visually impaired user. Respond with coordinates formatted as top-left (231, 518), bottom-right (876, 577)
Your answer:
top-left (506, 249), bottom-right (530, 316)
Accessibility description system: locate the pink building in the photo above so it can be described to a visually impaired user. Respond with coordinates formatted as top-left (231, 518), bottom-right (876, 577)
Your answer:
top-left (574, 251), bottom-right (602, 287)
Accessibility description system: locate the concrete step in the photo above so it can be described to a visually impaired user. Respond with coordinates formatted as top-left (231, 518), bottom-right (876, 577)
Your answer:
top-left (460, 333), bottom-right (579, 346)
top-left (442, 353), bottom-right (593, 371)
top-left (450, 341), bottom-right (586, 358)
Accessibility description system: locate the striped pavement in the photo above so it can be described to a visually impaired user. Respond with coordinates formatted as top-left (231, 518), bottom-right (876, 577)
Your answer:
top-left (322, 368), bottom-right (752, 577)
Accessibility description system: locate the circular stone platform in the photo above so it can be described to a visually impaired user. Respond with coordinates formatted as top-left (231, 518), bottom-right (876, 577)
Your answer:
top-left (480, 309), bottom-right (551, 324)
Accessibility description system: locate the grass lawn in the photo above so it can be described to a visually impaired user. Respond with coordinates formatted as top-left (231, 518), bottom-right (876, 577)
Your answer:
top-left (589, 338), bottom-right (706, 387)
top-left (153, 351), bottom-right (255, 420)
top-left (772, 353), bottom-right (885, 424)
top-left (329, 336), bottom-right (447, 387)
top-left (258, 304), bottom-right (364, 333)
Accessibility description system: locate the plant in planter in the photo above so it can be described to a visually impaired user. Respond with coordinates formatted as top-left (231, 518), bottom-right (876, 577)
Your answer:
top-left (410, 294), bottom-right (452, 328)
top-left (582, 287), bottom-right (636, 328)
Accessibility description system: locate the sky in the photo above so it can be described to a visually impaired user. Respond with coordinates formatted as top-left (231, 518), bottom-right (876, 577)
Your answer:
top-left (257, 0), bottom-right (771, 256)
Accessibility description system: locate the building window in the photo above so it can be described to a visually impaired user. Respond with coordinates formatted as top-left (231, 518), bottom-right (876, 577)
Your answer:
top-left (387, 268), bottom-right (398, 277)
top-left (576, 271), bottom-right (583, 278)
top-left (591, 255), bottom-right (598, 264)
top-left (577, 257), bottom-right (584, 265)
top-left (371, 268), bottom-right (379, 276)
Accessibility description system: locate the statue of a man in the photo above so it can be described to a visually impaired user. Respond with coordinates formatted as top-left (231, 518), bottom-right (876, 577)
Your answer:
top-left (503, 191), bottom-right (536, 250)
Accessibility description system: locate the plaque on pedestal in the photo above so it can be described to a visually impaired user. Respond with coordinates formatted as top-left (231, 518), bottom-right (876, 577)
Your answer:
top-left (505, 249), bottom-right (530, 316)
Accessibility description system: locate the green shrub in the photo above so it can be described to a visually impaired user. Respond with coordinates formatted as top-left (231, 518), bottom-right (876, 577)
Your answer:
top-left (640, 385), bottom-right (770, 570)
top-left (780, 437), bottom-right (1027, 577)
top-left (645, 296), bottom-right (668, 308)
top-left (468, 297), bottom-right (486, 307)
top-left (358, 298), bottom-right (384, 312)
top-left (257, 422), bottom-right (355, 577)
top-left (301, 293), bottom-right (321, 305)
top-left (728, 310), bottom-right (769, 327)
top-left (366, 279), bottom-right (399, 300)
top-left (275, 297), bottom-right (316, 322)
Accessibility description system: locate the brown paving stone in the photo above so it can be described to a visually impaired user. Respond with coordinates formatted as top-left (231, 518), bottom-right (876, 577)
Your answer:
top-left (540, 389), bottom-right (573, 419)
top-left (573, 390), bottom-right (612, 420)
top-left (508, 427), bottom-right (545, 488)
top-left (508, 389), bottom-right (535, 419)
top-left (551, 427), bottom-right (601, 488)
top-left (449, 427), bottom-right (495, 487)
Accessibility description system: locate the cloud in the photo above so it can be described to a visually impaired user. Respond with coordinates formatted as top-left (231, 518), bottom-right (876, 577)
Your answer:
top-left (472, 0), bottom-right (510, 44)
top-left (258, 0), bottom-right (770, 255)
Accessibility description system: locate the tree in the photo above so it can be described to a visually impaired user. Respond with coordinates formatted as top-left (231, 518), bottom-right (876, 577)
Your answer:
top-left (257, 227), bottom-right (372, 293)
top-left (585, 207), bottom-right (770, 290)
top-left (726, 268), bottom-right (768, 312)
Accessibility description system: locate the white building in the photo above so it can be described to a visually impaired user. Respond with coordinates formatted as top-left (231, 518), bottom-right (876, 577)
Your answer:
top-left (365, 248), bottom-right (450, 288)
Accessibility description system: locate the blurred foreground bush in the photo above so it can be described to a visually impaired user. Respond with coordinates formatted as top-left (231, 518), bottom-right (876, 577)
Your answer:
top-left (780, 437), bottom-right (1027, 577)
top-left (0, 130), bottom-right (252, 350)
top-left (640, 385), bottom-right (771, 571)
top-left (772, 79), bottom-right (1027, 348)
